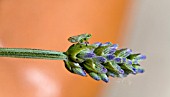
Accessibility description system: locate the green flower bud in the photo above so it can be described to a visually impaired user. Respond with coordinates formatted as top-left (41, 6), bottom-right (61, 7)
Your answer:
top-left (89, 72), bottom-right (101, 81)
top-left (104, 61), bottom-right (123, 74)
top-left (83, 59), bottom-right (107, 73)
top-left (115, 48), bottom-right (132, 57)
top-left (72, 67), bottom-right (86, 76)
top-left (106, 71), bottom-right (115, 77)
top-left (120, 64), bottom-right (136, 74)
top-left (99, 74), bottom-right (109, 83)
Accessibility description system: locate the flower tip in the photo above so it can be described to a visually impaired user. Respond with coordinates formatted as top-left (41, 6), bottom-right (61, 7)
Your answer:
top-left (132, 68), bottom-right (137, 74)
top-left (72, 68), bottom-right (86, 76)
top-left (100, 74), bottom-right (109, 83)
top-left (107, 72), bottom-right (115, 77)
top-left (127, 48), bottom-right (132, 53)
top-left (101, 67), bottom-right (108, 73)
top-left (94, 56), bottom-right (107, 63)
top-left (94, 77), bottom-right (101, 81)
top-left (89, 72), bottom-right (101, 81)
top-left (114, 57), bottom-right (121, 63)
top-left (138, 68), bottom-right (144, 73)
top-left (106, 54), bottom-right (115, 60)
top-left (85, 53), bottom-right (96, 58)
top-left (119, 69), bottom-right (124, 74)
top-left (139, 55), bottom-right (146, 60)
top-left (111, 44), bottom-right (118, 49)
top-left (126, 59), bottom-right (132, 65)
top-left (92, 42), bottom-right (102, 47)
top-left (101, 42), bottom-right (112, 46)
top-left (102, 78), bottom-right (109, 83)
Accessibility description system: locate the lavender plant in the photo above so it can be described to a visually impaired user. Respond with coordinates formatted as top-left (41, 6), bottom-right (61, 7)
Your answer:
top-left (0, 34), bottom-right (146, 83)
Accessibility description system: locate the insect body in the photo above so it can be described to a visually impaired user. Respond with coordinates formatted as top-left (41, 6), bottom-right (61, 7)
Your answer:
top-left (68, 33), bottom-right (92, 43)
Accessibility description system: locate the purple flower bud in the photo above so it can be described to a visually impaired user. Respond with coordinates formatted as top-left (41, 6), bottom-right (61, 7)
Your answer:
top-left (125, 49), bottom-right (132, 57)
top-left (117, 48), bottom-right (132, 57)
top-left (107, 72), bottom-right (115, 77)
top-left (108, 47), bottom-right (116, 54)
top-left (94, 63), bottom-right (108, 73)
top-left (103, 47), bottom-right (116, 55)
top-left (93, 56), bottom-right (107, 63)
top-left (114, 57), bottom-right (121, 63)
top-left (132, 68), bottom-right (137, 74)
top-left (77, 51), bottom-right (96, 59)
top-left (136, 55), bottom-right (146, 60)
top-left (122, 58), bottom-right (126, 63)
top-left (100, 74), bottom-right (109, 83)
top-left (118, 74), bottom-right (127, 78)
top-left (119, 69), bottom-right (124, 74)
top-left (111, 44), bottom-right (118, 49)
top-left (132, 59), bottom-right (139, 64)
top-left (116, 65), bottom-right (124, 74)
top-left (101, 67), bottom-right (107, 74)
top-left (106, 54), bottom-right (115, 60)
top-left (92, 42), bottom-right (102, 47)
top-left (101, 42), bottom-right (112, 46)
top-left (84, 53), bottom-right (96, 58)
top-left (114, 57), bottom-right (126, 63)
top-left (89, 72), bottom-right (101, 81)
top-left (126, 59), bottom-right (132, 65)
top-left (137, 68), bottom-right (144, 73)
top-left (72, 67), bottom-right (86, 76)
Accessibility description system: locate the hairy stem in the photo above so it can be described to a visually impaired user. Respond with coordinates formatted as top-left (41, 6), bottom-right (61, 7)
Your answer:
top-left (0, 48), bottom-right (67, 60)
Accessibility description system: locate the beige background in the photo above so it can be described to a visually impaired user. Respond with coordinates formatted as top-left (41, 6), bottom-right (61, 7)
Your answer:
top-left (103, 0), bottom-right (170, 97)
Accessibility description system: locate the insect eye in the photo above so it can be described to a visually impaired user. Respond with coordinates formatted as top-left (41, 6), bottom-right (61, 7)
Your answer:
top-left (87, 34), bottom-right (92, 37)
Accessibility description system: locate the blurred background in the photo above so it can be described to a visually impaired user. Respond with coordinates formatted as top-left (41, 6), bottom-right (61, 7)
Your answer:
top-left (0, 0), bottom-right (170, 97)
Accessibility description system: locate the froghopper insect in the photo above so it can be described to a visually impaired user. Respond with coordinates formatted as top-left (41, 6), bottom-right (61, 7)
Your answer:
top-left (68, 33), bottom-right (92, 43)
top-left (65, 43), bottom-right (95, 63)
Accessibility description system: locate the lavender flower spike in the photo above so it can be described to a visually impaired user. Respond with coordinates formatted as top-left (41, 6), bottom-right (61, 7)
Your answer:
top-left (65, 34), bottom-right (146, 82)
top-left (0, 33), bottom-right (146, 83)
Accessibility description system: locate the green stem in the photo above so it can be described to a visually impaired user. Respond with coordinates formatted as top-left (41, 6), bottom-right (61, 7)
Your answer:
top-left (0, 48), bottom-right (67, 60)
